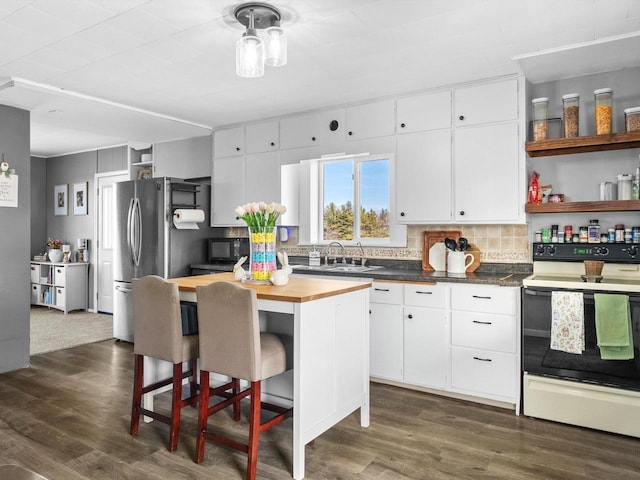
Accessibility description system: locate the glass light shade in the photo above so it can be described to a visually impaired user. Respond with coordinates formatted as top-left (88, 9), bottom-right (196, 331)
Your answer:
top-left (265, 26), bottom-right (287, 67)
top-left (236, 34), bottom-right (265, 78)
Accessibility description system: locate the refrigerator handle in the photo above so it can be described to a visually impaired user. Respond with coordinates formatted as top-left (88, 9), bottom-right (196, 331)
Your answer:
top-left (115, 284), bottom-right (132, 293)
top-left (132, 197), bottom-right (142, 267)
top-left (126, 198), bottom-right (136, 266)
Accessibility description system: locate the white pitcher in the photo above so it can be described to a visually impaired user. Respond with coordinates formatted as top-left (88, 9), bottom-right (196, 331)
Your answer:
top-left (447, 250), bottom-right (475, 274)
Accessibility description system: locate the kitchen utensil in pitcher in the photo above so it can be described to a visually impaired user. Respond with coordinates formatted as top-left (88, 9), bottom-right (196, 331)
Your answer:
top-left (444, 237), bottom-right (457, 251)
top-left (458, 237), bottom-right (469, 251)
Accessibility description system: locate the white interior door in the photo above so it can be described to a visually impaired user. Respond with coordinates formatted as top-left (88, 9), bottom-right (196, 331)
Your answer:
top-left (96, 172), bottom-right (128, 313)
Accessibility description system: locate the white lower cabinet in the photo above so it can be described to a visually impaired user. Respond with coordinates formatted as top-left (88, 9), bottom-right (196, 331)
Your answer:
top-left (369, 280), bottom-right (520, 409)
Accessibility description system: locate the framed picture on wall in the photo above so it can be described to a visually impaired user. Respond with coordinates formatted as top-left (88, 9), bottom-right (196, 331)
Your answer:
top-left (73, 181), bottom-right (88, 215)
top-left (54, 184), bottom-right (68, 216)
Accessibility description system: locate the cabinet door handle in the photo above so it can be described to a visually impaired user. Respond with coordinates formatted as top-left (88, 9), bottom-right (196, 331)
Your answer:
top-left (459, 210), bottom-right (465, 216)
top-left (311, 136), bottom-right (316, 141)
top-left (473, 356), bottom-right (492, 362)
top-left (472, 295), bottom-right (492, 300)
top-left (416, 291), bottom-right (433, 295)
top-left (407, 314), bottom-right (413, 319)
top-left (400, 211), bottom-right (405, 217)
top-left (459, 115), bottom-right (465, 121)
top-left (472, 320), bottom-right (492, 325)
top-left (374, 288), bottom-right (390, 292)
top-left (400, 122), bottom-right (406, 128)
top-left (270, 142), bottom-right (275, 146)
top-left (348, 131), bottom-right (353, 136)
top-left (235, 146), bottom-right (241, 151)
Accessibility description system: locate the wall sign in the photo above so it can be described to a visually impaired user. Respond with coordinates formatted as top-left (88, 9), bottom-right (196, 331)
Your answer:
top-left (0, 158), bottom-right (18, 207)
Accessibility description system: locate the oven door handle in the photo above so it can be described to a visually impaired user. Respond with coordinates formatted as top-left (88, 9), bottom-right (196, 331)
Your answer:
top-left (523, 289), bottom-right (595, 301)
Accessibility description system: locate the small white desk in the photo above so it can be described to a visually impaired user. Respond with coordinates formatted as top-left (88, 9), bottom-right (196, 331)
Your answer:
top-left (170, 272), bottom-right (371, 480)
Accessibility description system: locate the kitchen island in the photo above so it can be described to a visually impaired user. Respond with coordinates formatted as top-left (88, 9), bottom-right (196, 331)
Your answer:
top-left (170, 272), bottom-right (371, 480)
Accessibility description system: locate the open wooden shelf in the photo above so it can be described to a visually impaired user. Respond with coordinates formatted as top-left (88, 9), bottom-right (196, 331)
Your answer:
top-left (525, 200), bottom-right (640, 214)
top-left (526, 131), bottom-right (640, 157)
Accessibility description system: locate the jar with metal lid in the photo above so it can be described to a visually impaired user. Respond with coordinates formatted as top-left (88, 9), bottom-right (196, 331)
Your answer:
top-left (579, 226), bottom-right (589, 243)
top-left (625, 228), bottom-right (633, 243)
top-left (616, 224), bottom-right (625, 243)
top-left (535, 230), bottom-right (542, 242)
top-left (625, 107), bottom-right (640, 132)
top-left (588, 219), bottom-right (600, 243)
top-left (608, 228), bottom-right (615, 243)
top-left (633, 226), bottom-right (640, 243)
top-left (618, 173), bottom-right (633, 200)
top-left (562, 93), bottom-right (580, 137)
top-left (594, 88), bottom-right (613, 134)
top-left (532, 97), bottom-right (549, 141)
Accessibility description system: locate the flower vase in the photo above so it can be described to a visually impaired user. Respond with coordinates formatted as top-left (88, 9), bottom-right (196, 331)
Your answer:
top-left (248, 226), bottom-right (277, 282)
top-left (48, 248), bottom-right (63, 263)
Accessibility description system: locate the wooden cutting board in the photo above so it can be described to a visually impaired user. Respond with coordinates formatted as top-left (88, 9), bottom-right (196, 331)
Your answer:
top-left (422, 230), bottom-right (461, 271)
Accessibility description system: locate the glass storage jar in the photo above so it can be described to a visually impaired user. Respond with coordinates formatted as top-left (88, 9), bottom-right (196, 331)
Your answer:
top-left (618, 173), bottom-right (633, 200)
top-left (594, 88), bottom-right (613, 135)
top-left (562, 93), bottom-right (579, 137)
top-left (624, 107), bottom-right (640, 132)
top-left (532, 97), bottom-right (549, 141)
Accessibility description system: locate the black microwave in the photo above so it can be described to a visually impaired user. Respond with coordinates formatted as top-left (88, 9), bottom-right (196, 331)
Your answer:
top-left (208, 237), bottom-right (249, 263)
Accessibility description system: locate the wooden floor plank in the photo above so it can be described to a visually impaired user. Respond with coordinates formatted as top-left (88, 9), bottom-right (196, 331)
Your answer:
top-left (0, 340), bottom-right (638, 479)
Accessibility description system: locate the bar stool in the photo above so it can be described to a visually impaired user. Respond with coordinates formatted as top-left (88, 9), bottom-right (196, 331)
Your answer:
top-left (130, 275), bottom-right (199, 452)
top-left (195, 281), bottom-right (293, 480)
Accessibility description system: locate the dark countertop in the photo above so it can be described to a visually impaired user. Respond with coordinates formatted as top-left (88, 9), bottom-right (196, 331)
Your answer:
top-left (191, 259), bottom-right (532, 287)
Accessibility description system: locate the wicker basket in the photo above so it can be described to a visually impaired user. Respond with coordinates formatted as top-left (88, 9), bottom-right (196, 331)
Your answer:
top-left (584, 260), bottom-right (604, 276)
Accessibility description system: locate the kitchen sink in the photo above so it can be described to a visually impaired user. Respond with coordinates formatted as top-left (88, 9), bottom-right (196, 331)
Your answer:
top-left (291, 264), bottom-right (384, 273)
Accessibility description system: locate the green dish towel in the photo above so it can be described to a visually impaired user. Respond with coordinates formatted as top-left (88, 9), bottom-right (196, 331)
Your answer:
top-left (594, 293), bottom-right (634, 360)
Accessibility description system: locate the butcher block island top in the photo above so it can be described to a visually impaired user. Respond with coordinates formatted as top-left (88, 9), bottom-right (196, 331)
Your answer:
top-left (169, 272), bottom-right (372, 303)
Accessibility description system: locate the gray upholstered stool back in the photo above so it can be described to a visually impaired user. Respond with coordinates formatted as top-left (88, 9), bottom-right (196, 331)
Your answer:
top-left (196, 281), bottom-right (286, 382)
top-left (132, 275), bottom-right (187, 363)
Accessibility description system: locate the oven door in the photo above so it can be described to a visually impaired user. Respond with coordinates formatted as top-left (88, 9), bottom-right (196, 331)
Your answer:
top-left (522, 286), bottom-right (640, 391)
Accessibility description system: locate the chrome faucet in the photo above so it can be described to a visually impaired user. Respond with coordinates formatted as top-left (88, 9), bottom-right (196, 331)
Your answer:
top-left (325, 241), bottom-right (346, 265)
top-left (354, 241), bottom-right (367, 266)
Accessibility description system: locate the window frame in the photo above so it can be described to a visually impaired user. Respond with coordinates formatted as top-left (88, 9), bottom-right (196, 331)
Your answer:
top-left (299, 152), bottom-right (406, 247)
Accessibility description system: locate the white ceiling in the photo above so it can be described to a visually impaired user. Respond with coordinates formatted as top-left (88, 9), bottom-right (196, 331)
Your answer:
top-left (0, 0), bottom-right (639, 157)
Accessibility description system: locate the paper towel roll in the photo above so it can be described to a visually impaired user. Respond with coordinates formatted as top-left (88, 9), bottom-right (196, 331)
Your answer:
top-left (173, 209), bottom-right (205, 229)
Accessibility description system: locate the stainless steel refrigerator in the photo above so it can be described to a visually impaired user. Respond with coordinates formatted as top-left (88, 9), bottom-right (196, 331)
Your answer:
top-left (113, 177), bottom-right (211, 341)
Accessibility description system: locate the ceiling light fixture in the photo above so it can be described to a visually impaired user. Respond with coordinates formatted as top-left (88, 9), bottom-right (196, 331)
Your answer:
top-left (234, 2), bottom-right (286, 78)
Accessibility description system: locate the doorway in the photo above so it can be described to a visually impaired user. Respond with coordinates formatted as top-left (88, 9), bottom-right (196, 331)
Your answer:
top-left (95, 171), bottom-right (128, 314)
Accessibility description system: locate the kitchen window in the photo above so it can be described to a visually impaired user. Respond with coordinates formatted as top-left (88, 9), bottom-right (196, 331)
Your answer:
top-left (299, 153), bottom-right (406, 246)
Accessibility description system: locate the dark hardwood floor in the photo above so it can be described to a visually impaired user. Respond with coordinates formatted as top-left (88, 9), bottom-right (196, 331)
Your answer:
top-left (0, 340), bottom-right (639, 479)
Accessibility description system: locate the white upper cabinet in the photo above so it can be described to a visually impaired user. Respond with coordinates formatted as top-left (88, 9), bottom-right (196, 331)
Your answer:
top-left (244, 151), bottom-right (281, 205)
top-left (280, 112), bottom-right (324, 149)
top-left (454, 78), bottom-right (518, 127)
top-left (346, 99), bottom-right (395, 141)
top-left (154, 135), bottom-right (212, 179)
top-left (211, 155), bottom-right (244, 226)
top-left (246, 120), bottom-right (279, 154)
top-left (214, 126), bottom-right (244, 158)
top-left (397, 90), bottom-right (452, 134)
top-left (454, 122), bottom-right (520, 222)
top-left (396, 130), bottom-right (452, 223)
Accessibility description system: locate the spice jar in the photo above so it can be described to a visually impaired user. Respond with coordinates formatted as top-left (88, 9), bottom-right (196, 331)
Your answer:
top-left (532, 97), bottom-right (549, 141)
top-left (594, 88), bottom-right (613, 135)
top-left (616, 224), bottom-right (625, 243)
top-left (588, 219), bottom-right (600, 243)
top-left (624, 107), bottom-right (640, 132)
top-left (562, 93), bottom-right (579, 137)
top-left (579, 226), bottom-right (589, 243)
top-left (625, 228), bottom-right (633, 243)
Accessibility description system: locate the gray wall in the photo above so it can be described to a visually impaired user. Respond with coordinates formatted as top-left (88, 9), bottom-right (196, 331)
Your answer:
top-left (0, 105), bottom-right (31, 373)
top-left (45, 150), bottom-right (98, 310)
top-left (30, 156), bottom-right (46, 257)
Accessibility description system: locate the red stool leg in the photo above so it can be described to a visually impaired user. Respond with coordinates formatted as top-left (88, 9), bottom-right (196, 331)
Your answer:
top-left (169, 362), bottom-right (183, 451)
top-left (246, 381), bottom-right (261, 480)
top-left (195, 370), bottom-right (210, 463)
top-left (130, 354), bottom-right (144, 436)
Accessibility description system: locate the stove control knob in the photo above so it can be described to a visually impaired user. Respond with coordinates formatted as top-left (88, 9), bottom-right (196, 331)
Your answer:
top-left (597, 246), bottom-right (609, 256)
top-left (535, 244), bottom-right (546, 256)
top-left (548, 245), bottom-right (557, 255)
top-left (629, 246), bottom-right (638, 257)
